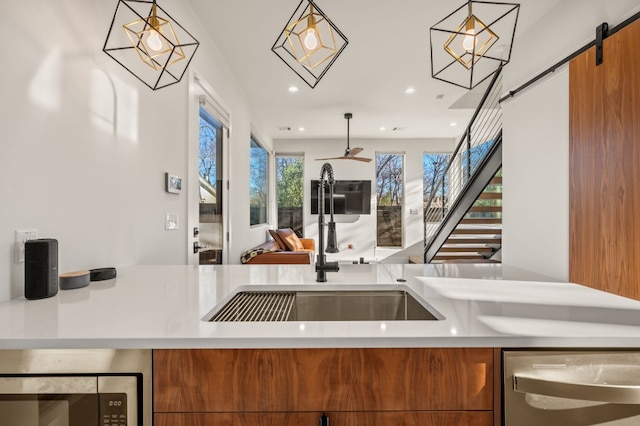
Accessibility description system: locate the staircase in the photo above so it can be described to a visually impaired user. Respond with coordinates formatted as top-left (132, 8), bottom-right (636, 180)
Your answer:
top-left (421, 66), bottom-right (504, 264)
top-left (432, 173), bottom-right (502, 263)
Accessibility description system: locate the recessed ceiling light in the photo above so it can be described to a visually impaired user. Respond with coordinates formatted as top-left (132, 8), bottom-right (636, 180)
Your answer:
top-left (435, 94), bottom-right (445, 101)
top-left (450, 122), bottom-right (457, 127)
top-left (288, 86), bottom-right (299, 93)
top-left (379, 126), bottom-right (386, 131)
top-left (405, 87), bottom-right (416, 94)
top-left (298, 127), bottom-right (305, 132)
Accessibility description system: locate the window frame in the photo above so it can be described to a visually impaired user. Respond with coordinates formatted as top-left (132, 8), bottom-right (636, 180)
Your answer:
top-left (249, 136), bottom-right (270, 226)
top-left (375, 152), bottom-right (405, 248)
top-left (275, 153), bottom-right (305, 236)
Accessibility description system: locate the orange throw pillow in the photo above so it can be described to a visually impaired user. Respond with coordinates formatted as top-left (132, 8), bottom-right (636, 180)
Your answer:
top-left (268, 229), bottom-right (287, 250)
top-left (276, 228), bottom-right (304, 251)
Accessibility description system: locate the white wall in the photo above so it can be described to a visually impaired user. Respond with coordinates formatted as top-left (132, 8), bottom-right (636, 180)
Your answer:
top-left (0, 0), bottom-right (270, 301)
top-left (274, 138), bottom-right (453, 263)
top-left (502, 0), bottom-right (640, 281)
top-left (502, 70), bottom-right (569, 280)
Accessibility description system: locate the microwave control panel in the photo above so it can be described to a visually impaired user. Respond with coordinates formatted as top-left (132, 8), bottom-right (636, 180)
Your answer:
top-left (100, 393), bottom-right (127, 426)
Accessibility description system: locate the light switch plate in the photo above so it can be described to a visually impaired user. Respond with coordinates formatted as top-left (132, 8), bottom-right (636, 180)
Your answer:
top-left (15, 229), bottom-right (38, 263)
top-left (165, 213), bottom-right (179, 230)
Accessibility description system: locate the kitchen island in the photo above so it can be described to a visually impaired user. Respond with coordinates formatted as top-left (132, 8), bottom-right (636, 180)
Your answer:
top-left (2, 263), bottom-right (640, 426)
top-left (0, 263), bottom-right (639, 349)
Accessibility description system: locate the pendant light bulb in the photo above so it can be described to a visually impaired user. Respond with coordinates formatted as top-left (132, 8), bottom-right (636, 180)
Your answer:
top-left (303, 28), bottom-right (318, 50)
top-left (462, 28), bottom-right (475, 52)
top-left (303, 5), bottom-right (318, 50)
top-left (146, 3), bottom-right (163, 52)
top-left (462, 8), bottom-right (476, 53)
top-left (147, 29), bottom-right (163, 51)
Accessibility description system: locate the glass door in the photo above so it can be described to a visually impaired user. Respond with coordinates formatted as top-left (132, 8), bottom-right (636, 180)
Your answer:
top-left (198, 103), bottom-right (226, 264)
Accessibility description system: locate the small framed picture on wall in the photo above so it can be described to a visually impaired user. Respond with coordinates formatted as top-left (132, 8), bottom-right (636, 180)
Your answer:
top-left (165, 173), bottom-right (182, 194)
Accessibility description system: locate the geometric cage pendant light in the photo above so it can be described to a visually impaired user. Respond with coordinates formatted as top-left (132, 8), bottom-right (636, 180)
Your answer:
top-left (430, 1), bottom-right (519, 90)
top-left (272, 0), bottom-right (349, 89)
top-left (103, 0), bottom-right (200, 90)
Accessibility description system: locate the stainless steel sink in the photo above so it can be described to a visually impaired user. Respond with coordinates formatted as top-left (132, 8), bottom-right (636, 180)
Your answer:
top-left (207, 289), bottom-right (442, 322)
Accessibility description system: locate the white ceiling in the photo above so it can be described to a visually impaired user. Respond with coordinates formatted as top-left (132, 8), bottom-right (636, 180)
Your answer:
top-left (186, 0), bottom-right (560, 140)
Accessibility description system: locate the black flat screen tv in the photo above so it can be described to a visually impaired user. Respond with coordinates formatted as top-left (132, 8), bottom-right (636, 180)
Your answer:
top-left (310, 180), bottom-right (371, 215)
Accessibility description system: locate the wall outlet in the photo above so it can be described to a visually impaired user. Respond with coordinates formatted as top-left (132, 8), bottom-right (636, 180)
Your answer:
top-left (15, 229), bottom-right (38, 263)
top-left (409, 208), bottom-right (419, 215)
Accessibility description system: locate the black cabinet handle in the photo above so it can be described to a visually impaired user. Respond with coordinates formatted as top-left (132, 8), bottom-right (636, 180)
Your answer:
top-left (320, 412), bottom-right (329, 426)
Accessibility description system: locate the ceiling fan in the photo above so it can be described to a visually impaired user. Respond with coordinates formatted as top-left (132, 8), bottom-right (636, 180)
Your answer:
top-left (316, 113), bottom-right (372, 163)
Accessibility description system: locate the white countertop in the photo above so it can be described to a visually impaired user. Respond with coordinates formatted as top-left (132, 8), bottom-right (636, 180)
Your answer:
top-left (1, 264), bottom-right (639, 349)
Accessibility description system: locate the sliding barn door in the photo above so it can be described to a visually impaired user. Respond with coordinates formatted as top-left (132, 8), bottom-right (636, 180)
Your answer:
top-left (569, 19), bottom-right (640, 300)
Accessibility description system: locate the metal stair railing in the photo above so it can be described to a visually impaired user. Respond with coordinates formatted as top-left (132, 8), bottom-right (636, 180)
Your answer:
top-left (423, 67), bottom-right (503, 261)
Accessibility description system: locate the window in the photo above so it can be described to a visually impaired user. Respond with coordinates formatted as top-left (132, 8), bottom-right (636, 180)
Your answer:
top-left (376, 153), bottom-right (404, 247)
top-left (276, 155), bottom-right (304, 236)
top-left (199, 107), bottom-right (222, 193)
top-left (249, 137), bottom-right (269, 226)
top-left (423, 153), bottom-right (450, 216)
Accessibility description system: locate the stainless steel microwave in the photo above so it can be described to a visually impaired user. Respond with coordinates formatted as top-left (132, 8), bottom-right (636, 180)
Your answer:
top-left (0, 349), bottom-right (151, 426)
top-left (0, 374), bottom-right (139, 425)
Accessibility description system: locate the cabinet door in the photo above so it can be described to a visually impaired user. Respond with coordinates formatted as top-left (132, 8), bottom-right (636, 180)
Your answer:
top-left (154, 348), bottom-right (493, 413)
top-left (326, 411), bottom-right (493, 426)
top-left (155, 413), bottom-right (318, 426)
top-left (155, 411), bottom-right (493, 426)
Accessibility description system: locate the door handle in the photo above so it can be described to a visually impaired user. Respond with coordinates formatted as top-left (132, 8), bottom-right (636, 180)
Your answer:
top-left (514, 374), bottom-right (640, 404)
top-left (319, 412), bottom-right (329, 426)
top-left (193, 242), bottom-right (206, 253)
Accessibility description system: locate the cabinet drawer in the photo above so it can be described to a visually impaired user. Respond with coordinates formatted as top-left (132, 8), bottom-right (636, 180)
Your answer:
top-left (155, 413), bottom-right (318, 426)
top-left (155, 411), bottom-right (493, 426)
top-left (154, 348), bottom-right (493, 412)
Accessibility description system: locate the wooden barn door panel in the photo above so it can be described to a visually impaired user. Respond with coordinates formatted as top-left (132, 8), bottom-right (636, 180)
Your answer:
top-left (569, 19), bottom-right (640, 300)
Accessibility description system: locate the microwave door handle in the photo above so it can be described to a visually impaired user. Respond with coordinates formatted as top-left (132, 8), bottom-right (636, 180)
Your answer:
top-left (514, 375), bottom-right (640, 405)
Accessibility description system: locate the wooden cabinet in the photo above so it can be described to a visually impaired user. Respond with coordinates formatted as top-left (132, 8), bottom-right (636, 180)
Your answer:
top-left (154, 348), bottom-right (494, 425)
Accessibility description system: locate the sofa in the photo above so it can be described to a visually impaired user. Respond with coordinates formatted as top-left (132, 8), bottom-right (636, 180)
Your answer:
top-left (241, 228), bottom-right (315, 265)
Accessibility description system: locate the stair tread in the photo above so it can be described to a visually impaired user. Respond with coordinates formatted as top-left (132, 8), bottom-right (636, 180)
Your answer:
top-left (468, 205), bottom-right (502, 212)
top-left (477, 192), bottom-right (503, 199)
top-left (435, 259), bottom-right (501, 264)
top-left (434, 254), bottom-right (486, 260)
top-left (439, 246), bottom-right (494, 252)
top-left (452, 228), bottom-right (501, 234)
top-left (446, 237), bottom-right (501, 244)
top-left (460, 218), bottom-right (502, 224)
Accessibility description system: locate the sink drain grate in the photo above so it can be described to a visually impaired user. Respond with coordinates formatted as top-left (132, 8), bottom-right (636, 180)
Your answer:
top-left (210, 291), bottom-right (295, 322)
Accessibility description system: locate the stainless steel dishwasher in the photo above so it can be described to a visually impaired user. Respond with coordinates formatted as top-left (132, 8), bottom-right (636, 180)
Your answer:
top-left (504, 350), bottom-right (640, 425)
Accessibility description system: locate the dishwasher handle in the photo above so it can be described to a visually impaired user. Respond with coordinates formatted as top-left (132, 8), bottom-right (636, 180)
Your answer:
top-left (514, 374), bottom-right (640, 404)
